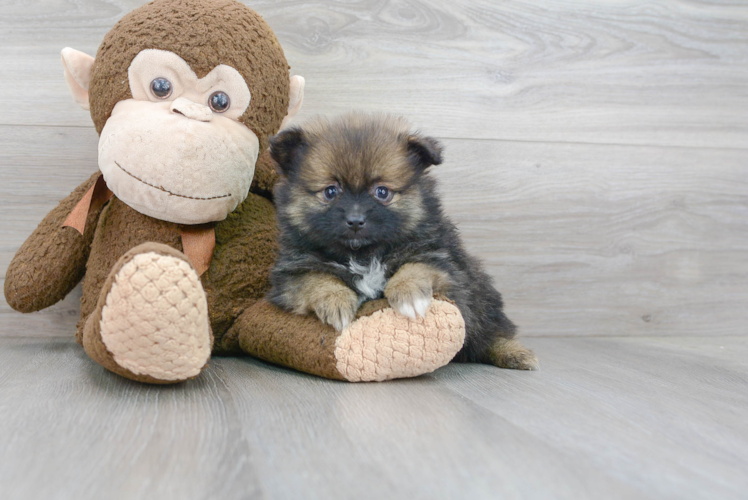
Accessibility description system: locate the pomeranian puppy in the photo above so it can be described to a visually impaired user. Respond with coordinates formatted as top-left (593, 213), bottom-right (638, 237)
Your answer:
top-left (267, 113), bottom-right (538, 370)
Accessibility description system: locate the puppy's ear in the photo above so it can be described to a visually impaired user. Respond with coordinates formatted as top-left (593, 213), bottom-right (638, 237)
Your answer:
top-left (269, 127), bottom-right (306, 177)
top-left (407, 134), bottom-right (443, 170)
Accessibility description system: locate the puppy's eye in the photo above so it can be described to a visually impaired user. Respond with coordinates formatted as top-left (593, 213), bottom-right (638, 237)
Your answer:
top-left (150, 78), bottom-right (173, 99)
top-left (323, 184), bottom-right (339, 201)
top-left (209, 91), bottom-right (230, 113)
top-left (372, 185), bottom-right (394, 204)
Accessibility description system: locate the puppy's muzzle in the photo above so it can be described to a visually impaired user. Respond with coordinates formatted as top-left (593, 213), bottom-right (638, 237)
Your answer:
top-left (345, 214), bottom-right (366, 232)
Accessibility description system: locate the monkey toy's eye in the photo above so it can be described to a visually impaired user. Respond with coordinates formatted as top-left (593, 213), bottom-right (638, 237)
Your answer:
top-left (372, 185), bottom-right (394, 204)
top-left (150, 78), bottom-right (173, 99)
top-left (323, 184), bottom-right (340, 201)
top-left (209, 91), bottom-right (231, 113)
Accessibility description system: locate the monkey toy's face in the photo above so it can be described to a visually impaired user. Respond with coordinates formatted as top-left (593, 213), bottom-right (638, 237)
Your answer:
top-left (60, 0), bottom-right (304, 225)
top-left (97, 49), bottom-right (260, 224)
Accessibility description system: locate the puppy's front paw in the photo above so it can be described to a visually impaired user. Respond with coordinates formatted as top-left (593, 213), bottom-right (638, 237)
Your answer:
top-left (311, 286), bottom-right (358, 331)
top-left (385, 276), bottom-right (432, 320)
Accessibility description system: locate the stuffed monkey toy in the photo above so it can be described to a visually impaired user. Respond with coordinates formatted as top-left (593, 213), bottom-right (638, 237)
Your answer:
top-left (4, 0), bottom-right (466, 384)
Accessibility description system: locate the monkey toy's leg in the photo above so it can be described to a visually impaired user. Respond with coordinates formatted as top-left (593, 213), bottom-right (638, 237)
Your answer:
top-left (81, 243), bottom-right (212, 384)
top-left (226, 297), bottom-right (466, 382)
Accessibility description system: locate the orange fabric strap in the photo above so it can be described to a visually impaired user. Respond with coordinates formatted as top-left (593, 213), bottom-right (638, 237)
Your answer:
top-left (180, 224), bottom-right (216, 277)
top-left (62, 174), bottom-right (113, 235)
top-left (63, 174), bottom-right (216, 276)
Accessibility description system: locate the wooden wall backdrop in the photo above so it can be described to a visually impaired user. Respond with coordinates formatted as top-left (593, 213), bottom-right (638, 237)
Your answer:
top-left (1, 0), bottom-right (746, 338)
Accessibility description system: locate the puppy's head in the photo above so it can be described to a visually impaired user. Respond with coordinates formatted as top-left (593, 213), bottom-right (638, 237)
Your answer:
top-left (270, 113), bottom-right (442, 253)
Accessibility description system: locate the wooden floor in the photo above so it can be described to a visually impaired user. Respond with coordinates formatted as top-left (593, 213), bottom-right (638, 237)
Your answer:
top-left (1, 335), bottom-right (747, 500)
top-left (1, 1), bottom-right (747, 499)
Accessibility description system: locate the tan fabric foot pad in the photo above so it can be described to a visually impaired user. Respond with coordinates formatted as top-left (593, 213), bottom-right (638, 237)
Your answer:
top-left (99, 251), bottom-right (211, 381)
top-left (335, 299), bottom-right (466, 382)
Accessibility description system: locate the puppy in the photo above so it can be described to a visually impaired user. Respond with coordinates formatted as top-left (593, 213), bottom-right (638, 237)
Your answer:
top-left (267, 113), bottom-right (538, 370)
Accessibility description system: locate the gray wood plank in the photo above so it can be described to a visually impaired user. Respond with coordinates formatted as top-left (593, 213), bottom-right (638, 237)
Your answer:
top-left (0, 1), bottom-right (747, 148)
top-left (1, 336), bottom-right (746, 500)
top-left (434, 139), bottom-right (748, 338)
top-left (2, 126), bottom-right (746, 338)
top-left (0, 338), bottom-right (264, 500)
top-left (434, 336), bottom-right (748, 500)
top-left (216, 356), bottom-right (649, 500)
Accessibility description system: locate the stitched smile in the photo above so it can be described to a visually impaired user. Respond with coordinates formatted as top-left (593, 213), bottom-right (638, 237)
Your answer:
top-left (114, 161), bottom-right (231, 200)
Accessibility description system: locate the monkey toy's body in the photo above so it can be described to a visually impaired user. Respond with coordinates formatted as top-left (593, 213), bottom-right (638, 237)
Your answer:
top-left (4, 0), bottom-right (466, 384)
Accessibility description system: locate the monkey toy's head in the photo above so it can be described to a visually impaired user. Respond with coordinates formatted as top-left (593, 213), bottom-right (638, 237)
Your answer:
top-left (61, 0), bottom-right (304, 225)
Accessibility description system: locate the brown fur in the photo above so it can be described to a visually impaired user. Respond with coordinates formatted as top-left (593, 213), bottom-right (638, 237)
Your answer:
top-left (89, 0), bottom-right (290, 151)
top-left (298, 114), bottom-right (420, 192)
top-left (287, 273), bottom-right (359, 331)
top-left (271, 114), bottom-right (435, 240)
top-left (489, 338), bottom-right (540, 371)
top-left (391, 188), bottom-right (426, 232)
top-left (283, 184), bottom-right (326, 233)
top-left (384, 263), bottom-right (450, 312)
top-left (269, 113), bottom-right (537, 370)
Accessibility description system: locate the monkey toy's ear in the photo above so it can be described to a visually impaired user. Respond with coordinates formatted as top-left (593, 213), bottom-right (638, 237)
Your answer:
top-left (279, 75), bottom-right (305, 130)
top-left (61, 47), bottom-right (95, 111)
top-left (269, 127), bottom-right (305, 177)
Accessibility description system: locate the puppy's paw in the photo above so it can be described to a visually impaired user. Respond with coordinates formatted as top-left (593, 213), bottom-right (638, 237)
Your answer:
top-left (392, 293), bottom-right (432, 320)
top-left (489, 338), bottom-right (540, 371)
top-left (385, 274), bottom-right (433, 320)
top-left (310, 286), bottom-right (358, 331)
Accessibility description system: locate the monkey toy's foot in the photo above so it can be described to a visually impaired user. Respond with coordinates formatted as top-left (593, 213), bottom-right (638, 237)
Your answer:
top-left (231, 298), bottom-right (465, 382)
top-left (82, 243), bottom-right (212, 384)
top-left (335, 299), bottom-right (466, 382)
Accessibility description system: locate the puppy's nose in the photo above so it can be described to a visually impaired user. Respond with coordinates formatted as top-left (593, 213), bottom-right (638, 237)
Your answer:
top-left (346, 214), bottom-right (366, 232)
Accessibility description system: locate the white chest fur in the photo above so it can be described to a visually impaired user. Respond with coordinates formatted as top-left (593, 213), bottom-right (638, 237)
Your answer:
top-left (349, 258), bottom-right (387, 300)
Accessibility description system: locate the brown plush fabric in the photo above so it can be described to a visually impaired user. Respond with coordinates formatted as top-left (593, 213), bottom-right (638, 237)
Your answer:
top-left (89, 0), bottom-right (290, 152)
top-left (227, 299), bottom-right (346, 380)
top-left (82, 242), bottom-right (210, 384)
top-left (74, 190), bottom-right (278, 348)
top-left (202, 191), bottom-right (279, 345)
top-left (355, 298), bottom-right (391, 318)
top-left (224, 297), bottom-right (447, 381)
top-left (249, 149), bottom-right (281, 199)
top-left (5, 172), bottom-right (103, 313)
top-left (354, 294), bottom-right (454, 318)
top-left (76, 197), bottom-right (183, 342)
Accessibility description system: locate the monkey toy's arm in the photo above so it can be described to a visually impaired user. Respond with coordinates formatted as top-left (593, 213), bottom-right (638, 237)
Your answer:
top-left (5, 172), bottom-right (104, 313)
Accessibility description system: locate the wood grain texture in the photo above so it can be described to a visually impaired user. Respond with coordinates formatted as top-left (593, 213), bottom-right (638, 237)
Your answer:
top-left (1, 336), bottom-right (746, 500)
top-left (0, 0), bottom-right (746, 148)
top-left (433, 139), bottom-right (748, 337)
